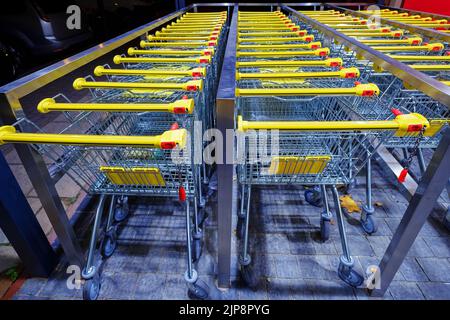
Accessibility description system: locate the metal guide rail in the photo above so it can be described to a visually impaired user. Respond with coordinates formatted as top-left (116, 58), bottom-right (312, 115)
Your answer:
top-left (0, 6), bottom-right (231, 301)
top-left (233, 8), bottom-right (436, 290)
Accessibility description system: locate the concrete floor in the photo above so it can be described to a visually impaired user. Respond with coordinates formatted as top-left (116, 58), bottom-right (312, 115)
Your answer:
top-left (12, 160), bottom-right (450, 300)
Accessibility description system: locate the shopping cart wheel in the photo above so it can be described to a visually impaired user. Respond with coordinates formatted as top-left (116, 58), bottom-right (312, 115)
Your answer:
top-left (187, 280), bottom-right (209, 300)
top-left (240, 264), bottom-right (258, 289)
top-left (82, 274), bottom-right (101, 301)
top-left (305, 187), bottom-right (322, 207)
top-left (101, 226), bottom-right (117, 258)
top-left (320, 218), bottom-right (331, 241)
top-left (360, 214), bottom-right (377, 235)
top-left (114, 196), bottom-right (129, 222)
top-left (338, 257), bottom-right (364, 288)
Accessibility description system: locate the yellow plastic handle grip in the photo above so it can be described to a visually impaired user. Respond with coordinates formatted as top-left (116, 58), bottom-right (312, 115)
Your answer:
top-left (238, 31), bottom-right (307, 37)
top-left (388, 55), bottom-right (450, 61)
top-left (238, 35), bottom-right (314, 43)
top-left (235, 83), bottom-right (379, 97)
top-left (236, 48), bottom-right (330, 57)
top-left (140, 41), bottom-right (216, 48)
top-left (371, 43), bottom-right (444, 52)
top-left (37, 98), bottom-right (195, 114)
top-left (148, 35), bottom-right (217, 41)
top-left (409, 65), bottom-right (450, 71)
top-left (127, 48), bottom-right (213, 56)
top-left (359, 37), bottom-right (423, 45)
top-left (237, 42), bottom-right (322, 50)
top-left (237, 114), bottom-right (430, 137)
top-left (94, 66), bottom-right (206, 77)
top-left (236, 67), bottom-right (360, 80)
top-left (0, 126), bottom-right (187, 149)
top-left (236, 58), bottom-right (343, 68)
top-left (73, 78), bottom-right (203, 91)
top-left (113, 55), bottom-right (211, 64)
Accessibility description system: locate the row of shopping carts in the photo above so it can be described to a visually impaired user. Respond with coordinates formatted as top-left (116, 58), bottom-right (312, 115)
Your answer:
top-left (235, 10), bottom-right (437, 288)
top-left (0, 10), bottom-right (229, 300)
top-left (297, 10), bottom-right (450, 176)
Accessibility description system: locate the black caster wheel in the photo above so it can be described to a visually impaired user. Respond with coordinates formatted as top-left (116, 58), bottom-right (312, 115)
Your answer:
top-left (82, 274), bottom-right (101, 300)
top-left (338, 260), bottom-right (364, 288)
top-left (361, 215), bottom-right (378, 235)
top-left (236, 218), bottom-right (246, 239)
top-left (304, 188), bottom-right (322, 207)
top-left (320, 218), bottom-right (330, 241)
top-left (192, 238), bottom-right (203, 262)
top-left (187, 280), bottom-right (209, 300)
top-left (114, 196), bottom-right (129, 222)
top-left (101, 226), bottom-right (117, 258)
top-left (240, 264), bottom-right (258, 289)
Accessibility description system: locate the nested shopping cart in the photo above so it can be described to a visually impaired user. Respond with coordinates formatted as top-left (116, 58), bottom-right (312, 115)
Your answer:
top-left (1, 94), bottom-right (212, 299)
top-left (234, 81), bottom-right (431, 288)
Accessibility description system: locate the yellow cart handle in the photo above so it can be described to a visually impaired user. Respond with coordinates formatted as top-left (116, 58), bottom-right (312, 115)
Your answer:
top-left (155, 31), bottom-right (220, 37)
top-left (336, 27), bottom-right (392, 32)
top-left (73, 78), bottom-right (203, 92)
top-left (409, 65), bottom-right (450, 71)
top-left (113, 55), bottom-right (211, 64)
top-left (344, 31), bottom-right (404, 37)
top-left (127, 48), bottom-right (213, 56)
top-left (166, 24), bottom-right (223, 30)
top-left (238, 35), bottom-right (314, 43)
top-left (359, 37), bottom-right (422, 45)
top-left (37, 98), bottom-right (195, 114)
top-left (238, 26), bottom-right (303, 31)
top-left (0, 126), bottom-right (187, 149)
top-left (236, 58), bottom-right (343, 68)
top-left (94, 66), bottom-right (206, 77)
top-left (388, 55), bottom-right (450, 61)
top-left (236, 67), bottom-right (360, 80)
top-left (371, 43), bottom-right (444, 52)
top-left (147, 35), bottom-right (218, 41)
top-left (238, 31), bottom-right (308, 37)
top-left (140, 41), bottom-right (216, 48)
top-left (236, 48), bottom-right (330, 57)
top-left (235, 83), bottom-right (380, 97)
top-left (239, 23), bottom-right (297, 28)
top-left (237, 42), bottom-right (322, 50)
top-left (237, 114), bottom-right (429, 137)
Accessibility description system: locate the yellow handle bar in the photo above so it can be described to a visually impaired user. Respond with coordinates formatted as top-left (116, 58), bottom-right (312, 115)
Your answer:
top-left (73, 78), bottom-right (203, 91)
top-left (344, 31), bottom-right (404, 37)
top-left (140, 41), bottom-right (215, 48)
top-left (127, 48), bottom-right (213, 56)
top-left (359, 37), bottom-right (422, 45)
top-left (238, 35), bottom-right (314, 43)
top-left (236, 48), bottom-right (330, 57)
top-left (371, 43), bottom-right (444, 52)
top-left (0, 126), bottom-right (187, 149)
top-left (237, 42), bottom-right (322, 50)
top-left (236, 83), bottom-right (379, 97)
top-left (166, 24), bottom-right (223, 30)
top-left (238, 31), bottom-right (307, 37)
top-left (94, 66), bottom-right (206, 77)
top-left (147, 35), bottom-right (218, 41)
top-left (409, 65), bottom-right (450, 71)
top-left (113, 55), bottom-right (211, 64)
top-left (236, 58), bottom-right (343, 68)
top-left (37, 97), bottom-right (195, 114)
top-left (236, 67), bottom-right (360, 80)
top-left (336, 27), bottom-right (392, 33)
top-left (238, 26), bottom-right (302, 31)
top-left (155, 31), bottom-right (219, 37)
top-left (237, 114), bottom-right (429, 137)
top-left (388, 55), bottom-right (450, 61)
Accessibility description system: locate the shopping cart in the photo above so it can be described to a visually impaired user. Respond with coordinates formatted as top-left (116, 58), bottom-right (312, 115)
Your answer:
top-left (234, 83), bottom-right (431, 288)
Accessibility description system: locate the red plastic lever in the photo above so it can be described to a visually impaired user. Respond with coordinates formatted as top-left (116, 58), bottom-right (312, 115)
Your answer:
top-left (161, 141), bottom-right (176, 149)
top-left (391, 108), bottom-right (403, 116)
top-left (173, 107), bottom-right (187, 114)
top-left (170, 122), bottom-right (179, 130)
top-left (398, 168), bottom-right (408, 183)
top-left (187, 85), bottom-right (198, 91)
top-left (179, 186), bottom-right (186, 202)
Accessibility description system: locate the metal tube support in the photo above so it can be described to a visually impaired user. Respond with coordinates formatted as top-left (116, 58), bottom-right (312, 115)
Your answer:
top-left (216, 3), bottom-right (238, 289)
top-left (374, 128), bottom-right (450, 296)
top-left (242, 184), bottom-right (252, 262)
top-left (331, 186), bottom-right (351, 262)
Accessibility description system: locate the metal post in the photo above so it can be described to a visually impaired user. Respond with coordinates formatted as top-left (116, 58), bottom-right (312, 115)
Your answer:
top-left (216, 3), bottom-right (238, 289)
top-left (374, 128), bottom-right (450, 296)
top-left (0, 152), bottom-right (57, 276)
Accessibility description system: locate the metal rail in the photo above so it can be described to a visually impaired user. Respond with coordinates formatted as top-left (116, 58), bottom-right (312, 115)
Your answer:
top-left (327, 4), bottom-right (450, 43)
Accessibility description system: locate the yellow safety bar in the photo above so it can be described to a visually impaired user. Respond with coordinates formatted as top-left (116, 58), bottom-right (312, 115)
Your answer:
top-left (113, 55), bottom-right (211, 64)
top-left (388, 55), bottom-right (450, 61)
top-left (139, 41), bottom-right (215, 48)
top-left (166, 24), bottom-right (223, 30)
top-left (127, 48), bottom-right (214, 56)
top-left (409, 65), bottom-right (450, 71)
top-left (238, 26), bottom-right (302, 31)
top-left (73, 78), bottom-right (203, 91)
top-left (155, 31), bottom-right (219, 38)
top-left (336, 27), bottom-right (392, 33)
top-left (235, 83), bottom-right (380, 97)
top-left (237, 42), bottom-right (322, 50)
top-left (94, 66), bottom-right (206, 77)
top-left (238, 31), bottom-right (308, 37)
top-left (0, 126), bottom-right (187, 149)
top-left (37, 97), bottom-right (195, 114)
top-left (160, 27), bottom-right (221, 34)
top-left (323, 20), bottom-right (368, 26)
top-left (370, 43), bottom-right (444, 52)
top-left (358, 37), bottom-right (422, 45)
top-left (236, 58), bottom-right (343, 68)
top-left (236, 115), bottom-right (429, 137)
top-left (236, 67), bottom-right (360, 80)
top-left (238, 35), bottom-right (314, 43)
